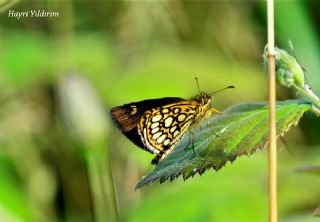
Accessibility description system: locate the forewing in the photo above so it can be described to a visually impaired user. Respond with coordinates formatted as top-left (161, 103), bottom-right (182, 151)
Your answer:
top-left (140, 101), bottom-right (200, 159)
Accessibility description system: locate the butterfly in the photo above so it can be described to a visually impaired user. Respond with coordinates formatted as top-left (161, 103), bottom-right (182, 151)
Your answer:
top-left (110, 79), bottom-right (234, 164)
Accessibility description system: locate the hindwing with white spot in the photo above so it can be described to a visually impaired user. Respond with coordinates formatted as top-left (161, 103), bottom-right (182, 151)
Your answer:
top-left (138, 101), bottom-right (203, 156)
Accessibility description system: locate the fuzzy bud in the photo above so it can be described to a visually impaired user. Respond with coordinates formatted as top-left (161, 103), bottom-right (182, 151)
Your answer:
top-left (263, 45), bottom-right (305, 88)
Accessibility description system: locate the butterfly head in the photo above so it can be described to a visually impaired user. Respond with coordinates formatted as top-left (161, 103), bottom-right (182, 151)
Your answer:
top-left (193, 92), bottom-right (212, 105)
top-left (193, 85), bottom-right (235, 106)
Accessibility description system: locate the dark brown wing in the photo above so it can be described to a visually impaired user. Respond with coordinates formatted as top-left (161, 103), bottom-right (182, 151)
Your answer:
top-left (110, 97), bottom-right (185, 152)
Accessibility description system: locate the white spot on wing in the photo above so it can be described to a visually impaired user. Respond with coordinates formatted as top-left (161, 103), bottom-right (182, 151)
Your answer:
top-left (163, 139), bottom-right (170, 146)
top-left (152, 132), bottom-right (162, 140)
top-left (173, 131), bottom-right (180, 138)
top-left (170, 126), bottom-right (177, 133)
top-left (162, 108), bottom-right (169, 113)
top-left (152, 115), bottom-right (162, 122)
top-left (177, 114), bottom-right (186, 122)
top-left (164, 117), bottom-right (173, 127)
top-left (151, 127), bottom-right (159, 134)
top-left (151, 122), bottom-right (159, 129)
top-left (157, 134), bottom-right (166, 144)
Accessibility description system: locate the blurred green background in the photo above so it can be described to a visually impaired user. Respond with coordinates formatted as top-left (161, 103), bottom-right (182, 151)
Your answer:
top-left (0, 1), bottom-right (319, 221)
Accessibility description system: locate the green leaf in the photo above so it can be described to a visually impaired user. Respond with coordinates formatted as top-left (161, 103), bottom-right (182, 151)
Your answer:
top-left (136, 100), bottom-right (312, 189)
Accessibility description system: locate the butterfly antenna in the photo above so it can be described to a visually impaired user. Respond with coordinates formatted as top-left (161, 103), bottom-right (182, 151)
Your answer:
top-left (195, 77), bottom-right (201, 94)
top-left (209, 85), bottom-right (235, 95)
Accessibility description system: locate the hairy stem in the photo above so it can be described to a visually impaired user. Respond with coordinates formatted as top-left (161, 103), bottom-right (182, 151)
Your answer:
top-left (267, 0), bottom-right (277, 221)
top-left (292, 84), bottom-right (320, 115)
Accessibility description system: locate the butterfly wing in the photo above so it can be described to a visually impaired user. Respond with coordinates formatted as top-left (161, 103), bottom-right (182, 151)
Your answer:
top-left (138, 101), bottom-right (201, 163)
top-left (110, 97), bottom-right (185, 152)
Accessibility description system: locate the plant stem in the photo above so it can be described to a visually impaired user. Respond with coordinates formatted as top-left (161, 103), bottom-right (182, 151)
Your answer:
top-left (86, 149), bottom-right (109, 222)
top-left (86, 143), bottom-right (119, 222)
top-left (292, 84), bottom-right (320, 115)
top-left (267, 0), bottom-right (277, 222)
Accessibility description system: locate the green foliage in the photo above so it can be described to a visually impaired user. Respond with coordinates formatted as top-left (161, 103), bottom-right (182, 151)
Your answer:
top-left (136, 100), bottom-right (312, 188)
top-left (295, 165), bottom-right (320, 217)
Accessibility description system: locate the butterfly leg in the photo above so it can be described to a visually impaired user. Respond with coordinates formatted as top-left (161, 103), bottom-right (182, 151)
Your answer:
top-left (207, 108), bottom-right (222, 136)
top-left (209, 107), bottom-right (222, 114)
top-left (185, 131), bottom-right (195, 156)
